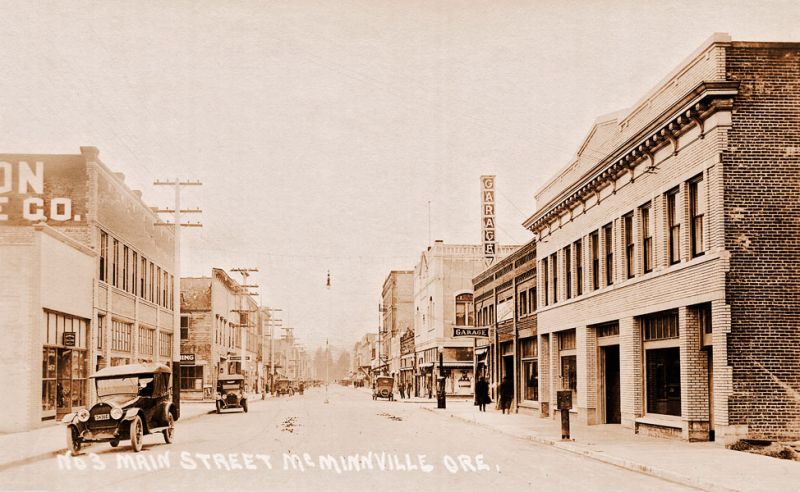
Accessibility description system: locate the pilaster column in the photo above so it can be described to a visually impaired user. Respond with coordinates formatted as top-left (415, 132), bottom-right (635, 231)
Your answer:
top-left (619, 316), bottom-right (642, 429)
top-left (576, 325), bottom-right (597, 425)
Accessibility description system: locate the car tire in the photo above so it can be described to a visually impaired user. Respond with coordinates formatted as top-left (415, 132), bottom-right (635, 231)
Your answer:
top-left (242, 400), bottom-right (248, 413)
top-left (163, 412), bottom-right (175, 443)
top-left (129, 416), bottom-right (143, 453)
top-left (110, 439), bottom-right (120, 448)
top-left (66, 425), bottom-right (81, 456)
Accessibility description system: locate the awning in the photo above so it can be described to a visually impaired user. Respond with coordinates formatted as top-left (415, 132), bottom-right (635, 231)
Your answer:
top-left (475, 347), bottom-right (488, 355)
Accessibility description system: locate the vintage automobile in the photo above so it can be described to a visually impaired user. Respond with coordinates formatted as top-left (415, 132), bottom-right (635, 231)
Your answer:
top-left (274, 378), bottom-right (294, 396)
top-left (62, 363), bottom-right (176, 455)
top-left (216, 374), bottom-right (248, 413)
top-left (372, 376), bottom-right (395, 401)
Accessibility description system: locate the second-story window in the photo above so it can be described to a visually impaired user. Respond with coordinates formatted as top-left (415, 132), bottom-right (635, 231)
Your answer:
top-left (666, 188), bottom-right (681, 265)
top-left (550, 252), bottom-right (558, 303)
top-left (99, 230), bottom-right (108, 282)
top-left (624, 213), bottom-right (634, 279)
top-left (590, 231), bottom-right (600, 290)
top-left (689, 175), bottom-right (705, 257)
top-left (641, 204), bottom-right (653, 273)
top-left (122, 246), bottom-right (129, 291)
top-left (112, 239), bottom-right (119, 287)
top-left (542, 259), bottom-right (549, 306)
top-left (603, 223), bottom-right (614, 286)
top-left (575, 239), bottom-right (583, 296)
top-left (455, 293), bottom-right (474, 326)
top-left (564, 245), bottom-right (572, 299)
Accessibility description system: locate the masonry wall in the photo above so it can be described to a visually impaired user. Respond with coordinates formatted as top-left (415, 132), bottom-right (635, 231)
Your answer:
top-left (723, 44), bottom-right (800, 440)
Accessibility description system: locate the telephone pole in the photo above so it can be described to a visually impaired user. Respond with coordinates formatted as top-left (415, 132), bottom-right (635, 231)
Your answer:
top-left (153, 178), bottom-right (203, 420)
top-left (263, 308), bottom-right (283, 394)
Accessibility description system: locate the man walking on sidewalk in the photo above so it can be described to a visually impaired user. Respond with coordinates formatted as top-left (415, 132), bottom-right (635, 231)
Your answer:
top-left (499, 377), bottom-right (513, 414)
top-left (475, 376), bottom-right (490, 412)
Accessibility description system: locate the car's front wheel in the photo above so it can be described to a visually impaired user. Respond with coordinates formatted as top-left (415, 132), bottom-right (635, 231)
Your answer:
top-left (129, 416), bottom-right (143, 453)
top-left (66, 426), bottom-right (81, 456)
top-left (163, 413), bottom-right (175, 443)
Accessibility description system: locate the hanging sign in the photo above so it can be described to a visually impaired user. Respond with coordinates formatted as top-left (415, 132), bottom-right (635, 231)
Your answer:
top-left (481, 175), bottom-right (496, 266)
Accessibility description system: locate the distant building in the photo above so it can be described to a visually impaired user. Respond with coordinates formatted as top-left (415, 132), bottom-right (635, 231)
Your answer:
top-left (0, 147), bottom-right (176, 431)
top-left (413, 241), bottom-right (518, 397)
top-left (381, 270), bottom-right (414, 386)
top-left (180, 268), bottom-right (260, 400)
top-left (524, 35), bottom-right (800, 442)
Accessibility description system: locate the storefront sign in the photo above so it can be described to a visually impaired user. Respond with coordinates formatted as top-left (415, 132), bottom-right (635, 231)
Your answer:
top-left (453, 327), bottom-right (489, 338)
top-left (180, 353), bottom-right (195, 362)
top-left (62, 332), bottom-right (76, 347)
top-left (481, 175), bottom-right (496, 266)
top-left (229, 355), bottom-right (251, 361)
top-left (0, 157), bottom-right (87, 224)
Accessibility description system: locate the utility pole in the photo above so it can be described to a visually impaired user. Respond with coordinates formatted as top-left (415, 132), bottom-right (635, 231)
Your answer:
top-left (263, 308), bottom-right (283, 394)
top-left (153, 178), bottom-right (203, 420)
top-left (231, 268), bottom-right (258, 393)
top-left (325, 270), bottom-right (331, 404)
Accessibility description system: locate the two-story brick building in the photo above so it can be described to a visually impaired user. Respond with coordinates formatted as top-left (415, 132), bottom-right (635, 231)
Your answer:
top-left (524, 34), bottom-right (800, 442)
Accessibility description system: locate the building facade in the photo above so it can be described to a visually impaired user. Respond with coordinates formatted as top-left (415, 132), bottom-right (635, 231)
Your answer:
top-left (524, 35), bottom-right (800, 442)
top-left (180, 268), bottom-right (261, 400)
top-left (413, 241), bottom-right (518, 397)
top-left (0, 147), bottom-right (176, 432)
top-left (472, 240), bottom-right (537, 410)
top-left (381, 270), bottom-right (414, 388)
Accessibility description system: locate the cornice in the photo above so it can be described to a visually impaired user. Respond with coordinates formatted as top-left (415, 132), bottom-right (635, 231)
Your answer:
top-left (523, 80), bottom-right (739, 232)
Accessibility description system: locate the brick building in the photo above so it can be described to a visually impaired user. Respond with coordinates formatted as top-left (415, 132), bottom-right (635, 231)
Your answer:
top-left (380, 270), bottom-right (414, 387)
top-left (0, 147), bottom-right (176, 431)
top-left (413, 241), bottom-right (518, 397)
top-left (180, 268), bottom-right (261, 400)
top-left (472, 240), bottom-right (537, 410)
top-left (524, 34), bottom-right (800, 442)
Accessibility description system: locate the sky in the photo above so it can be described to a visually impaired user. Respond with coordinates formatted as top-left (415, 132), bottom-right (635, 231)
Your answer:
top-left (1, 0), bottom-right (798, 351)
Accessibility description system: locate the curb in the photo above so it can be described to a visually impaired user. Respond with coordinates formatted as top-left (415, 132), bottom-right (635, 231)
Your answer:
top-left (422, 407), bottom-right (735, 492)
top-left (0, 405), bottom-right (217, 473)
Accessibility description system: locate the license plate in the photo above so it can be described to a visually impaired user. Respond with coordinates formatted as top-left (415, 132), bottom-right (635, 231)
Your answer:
top-left (94, 414), bottom-right (110, 421)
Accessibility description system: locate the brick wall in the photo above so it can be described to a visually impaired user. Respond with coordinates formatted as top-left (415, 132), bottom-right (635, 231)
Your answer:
top-left (723, 44), bottom-right (800, 440)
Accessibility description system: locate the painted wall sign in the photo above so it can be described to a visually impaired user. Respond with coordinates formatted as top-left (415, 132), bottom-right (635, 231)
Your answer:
top-left (0, 156), bottom-right (87, 224)
top-left (481, 175), bottom-right (496, 266)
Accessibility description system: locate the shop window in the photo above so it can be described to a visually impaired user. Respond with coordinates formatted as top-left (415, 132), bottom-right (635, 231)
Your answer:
top-left (559, 330), bottom-right (576, 350)
top-left (41, 311), bottom-right (88, 419)
top-left (455, 293), bottom-right (474, 326)
top-left (561, 355), bottom-right (577, 396)
top-left (666, 188), bottom-right (681, 265)
top-left (596, 322), bottom-right (619, 338)
top-left (180, 365), bottom-right (204, 390)
top-left (641, 204), bottom-right (653, 273)
top-left (522, 360), bottom-right (538, 401)
top-left (642, 310), bottom-right (679, 341)
top-left (646, 347), bottom-right (681, 416)
top-left (689, 175), bottom-right (706, 258)
top-left (111, 319), bottom-right (132, 352)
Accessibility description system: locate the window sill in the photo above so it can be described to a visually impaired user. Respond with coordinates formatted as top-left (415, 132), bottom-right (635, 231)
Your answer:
top-left (636, 414), bottom-right (682, 429)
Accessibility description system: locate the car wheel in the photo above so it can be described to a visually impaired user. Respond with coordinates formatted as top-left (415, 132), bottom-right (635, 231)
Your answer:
top-left (215, 401), bottom-right (222, 414)
top-left (129, 416), bottom-right (143, 453)
top-left (163, 413), bottom-right (175, 444)
top-left (66, 426), bottom-right (81, 456)
top-left (242, 400), bottom-right (248, 413)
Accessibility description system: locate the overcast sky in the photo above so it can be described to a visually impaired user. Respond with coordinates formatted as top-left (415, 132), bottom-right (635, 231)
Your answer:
top-left (2, 0), bottom-right (798, 351)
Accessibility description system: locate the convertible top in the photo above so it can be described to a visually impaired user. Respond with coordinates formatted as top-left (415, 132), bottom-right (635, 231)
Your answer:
top-left (91, 362), bottom-right (172, 378)
top-left (218, 374), bottom-right (245, 381)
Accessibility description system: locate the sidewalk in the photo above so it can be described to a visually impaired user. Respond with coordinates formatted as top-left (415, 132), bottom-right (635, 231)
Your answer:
top-left (0, 400), bottom-right (217, 471)
top-left (423, 400), bottom-right (800, 492)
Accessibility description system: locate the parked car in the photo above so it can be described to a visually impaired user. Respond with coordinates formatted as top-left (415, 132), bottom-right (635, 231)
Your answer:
top-left (62, 363), bottom-right (176, 455)
top-left (216, 374), bottom-right (248, 413)
top-left (372, 376), bottom-right (395, 401)
top-left (274, 379), bottom-right (294, 396)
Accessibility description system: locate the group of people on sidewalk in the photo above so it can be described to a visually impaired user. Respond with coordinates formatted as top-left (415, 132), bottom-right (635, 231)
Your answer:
top-left (474, 376), bottom-right (514, 413)
top-left (397, 381), bottom-right (414, 399)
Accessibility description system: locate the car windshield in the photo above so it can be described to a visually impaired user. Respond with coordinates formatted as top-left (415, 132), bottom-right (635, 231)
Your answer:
top-left (96, 376), bottom-right (141, 404)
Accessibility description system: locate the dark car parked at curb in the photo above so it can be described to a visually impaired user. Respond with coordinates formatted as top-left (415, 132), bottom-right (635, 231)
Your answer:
top-left (62, 363), bottom-right (176, 456)
top-left (216, 374), bottom-right (248, 413)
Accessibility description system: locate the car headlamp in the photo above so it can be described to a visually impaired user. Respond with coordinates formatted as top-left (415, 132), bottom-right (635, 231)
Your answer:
top-left (77, 409), bottom-right (90, 422)
top-left (110, 407), bottom-right (123, 420)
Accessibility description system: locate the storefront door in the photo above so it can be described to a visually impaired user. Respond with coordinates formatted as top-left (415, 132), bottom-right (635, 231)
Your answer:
top-left (602, 345), bottom-right (621, 424)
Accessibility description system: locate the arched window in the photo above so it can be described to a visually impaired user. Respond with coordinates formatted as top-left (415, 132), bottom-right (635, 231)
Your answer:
top-left (455, 293), bottom-right (474, 326)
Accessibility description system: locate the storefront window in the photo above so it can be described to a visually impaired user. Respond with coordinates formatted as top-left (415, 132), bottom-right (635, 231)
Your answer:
top-left (646, 347), bottom-right (681, 416)
top-left (522, 360), bottom-right (538, 401)
top-left (181, 365), bottom-right (204, 390)
top-left (41, 311), bottom-right (88, 420)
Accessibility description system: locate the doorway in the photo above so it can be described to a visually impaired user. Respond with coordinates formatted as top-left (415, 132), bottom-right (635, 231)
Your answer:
top-left (602, 345), bottom-right (621, 424)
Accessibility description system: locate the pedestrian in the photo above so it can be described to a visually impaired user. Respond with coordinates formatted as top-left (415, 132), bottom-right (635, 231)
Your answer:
top-left (406, 382), bottom-right (412, 399)
top-left (499, 376), bottom-right (513, 414)
top-left (399, 381), bottom-right (406, 399)
top-left (475, 376), bottom-right (490, 412)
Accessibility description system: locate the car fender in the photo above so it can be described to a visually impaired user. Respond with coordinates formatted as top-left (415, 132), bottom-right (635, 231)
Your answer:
top-left (163, 403), bottom-right (176, 422)
top-left (61, 413), bottom-right (77, 425)
top-left (123, 407), bottom-right (141, 420)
